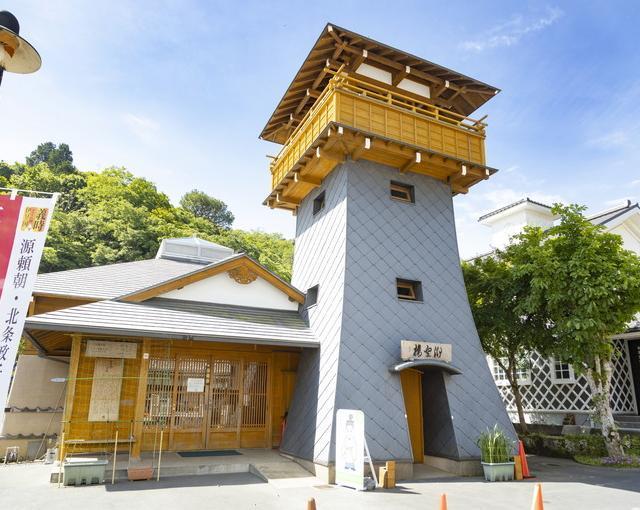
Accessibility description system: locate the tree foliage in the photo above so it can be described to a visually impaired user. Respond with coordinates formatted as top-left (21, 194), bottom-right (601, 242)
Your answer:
top-left (518, 205), bottom-right (640, 364)
top-left (215, 229), bottom-right (294, 282)
top-left (1, 143), bottom-right (294, 280)
top-left (26, 142), bottom-right (76, 174)
top-left (463, 242), bottom-right (553, 433)
top-left (514, 204), bottom-right (640, 455)
top-left (180, 189), bottom-right (235, 230)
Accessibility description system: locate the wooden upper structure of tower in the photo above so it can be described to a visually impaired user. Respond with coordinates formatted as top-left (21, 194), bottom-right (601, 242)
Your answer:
top-left (262, 24), bottom-right (501, 211)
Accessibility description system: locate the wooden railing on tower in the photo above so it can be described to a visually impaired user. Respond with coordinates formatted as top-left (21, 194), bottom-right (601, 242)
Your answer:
top-left (268, 67), bottom-right (490, 199)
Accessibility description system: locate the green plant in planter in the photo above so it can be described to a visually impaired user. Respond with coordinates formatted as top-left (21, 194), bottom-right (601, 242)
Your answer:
top-left (477, 425), bottom-right (515, 481)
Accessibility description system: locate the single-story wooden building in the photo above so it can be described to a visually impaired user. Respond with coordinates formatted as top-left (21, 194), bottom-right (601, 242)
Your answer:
top-left (2, 237), bottom-right (315, 458)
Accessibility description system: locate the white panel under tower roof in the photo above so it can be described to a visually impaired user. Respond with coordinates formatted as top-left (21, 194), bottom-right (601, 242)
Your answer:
top-left (355, 62), bottom-right (392, 84)
top-left (156, 237), bottom-right (234, 264)
top-left (397, 77), bottom-right (431, 98)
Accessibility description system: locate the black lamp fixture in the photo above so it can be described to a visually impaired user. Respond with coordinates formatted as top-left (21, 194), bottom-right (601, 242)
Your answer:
top-left (0, 10), bottom-right (41, 87)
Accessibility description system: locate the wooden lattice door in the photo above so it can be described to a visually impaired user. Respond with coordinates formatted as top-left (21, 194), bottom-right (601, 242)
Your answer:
top-left (170, 357), bottom-right (209, 450)
top-left (206, 357), bottom-right (243, 449)
top-left (144, 352), bottom-right (271, 451)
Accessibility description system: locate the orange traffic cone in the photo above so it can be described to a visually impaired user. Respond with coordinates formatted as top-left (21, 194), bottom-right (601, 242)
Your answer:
top-left (530, 483), bottom-right (544, 510)
top-left (439, 493), bottom-right (448, 510)
top-left (519, 440), bottom-right (535, 478)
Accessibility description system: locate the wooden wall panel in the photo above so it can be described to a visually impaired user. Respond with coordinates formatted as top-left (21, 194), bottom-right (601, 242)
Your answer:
top-left (66, 336), bottom-right (300, 453)
top-left (67, 338), bottom-right (141, 452)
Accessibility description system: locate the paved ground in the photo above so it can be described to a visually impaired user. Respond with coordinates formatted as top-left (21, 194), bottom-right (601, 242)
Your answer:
top-left (1, 456), bottom-right (638, 510)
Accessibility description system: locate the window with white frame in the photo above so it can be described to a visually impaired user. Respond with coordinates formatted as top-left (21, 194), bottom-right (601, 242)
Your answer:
top-left (550, 358), bottom-right (575, 383)
top-left (488, 357), bottom-right (531, 386)
top-left (490, 358), bottom-right (509, 385)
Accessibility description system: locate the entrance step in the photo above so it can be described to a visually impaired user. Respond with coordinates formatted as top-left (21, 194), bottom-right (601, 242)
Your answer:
top-left (50, 450), bottom-right (318, 485)
top-left (251, 460), bottom-right (319, 488)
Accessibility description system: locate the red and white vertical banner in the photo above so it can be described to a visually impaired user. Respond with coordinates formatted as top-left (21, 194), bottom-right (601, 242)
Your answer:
top-left (0, 192), bottom-right (57, 408)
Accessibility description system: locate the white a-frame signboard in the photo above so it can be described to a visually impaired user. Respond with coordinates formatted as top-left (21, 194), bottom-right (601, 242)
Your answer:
top-left (335, 409), bottom-right (378, 490)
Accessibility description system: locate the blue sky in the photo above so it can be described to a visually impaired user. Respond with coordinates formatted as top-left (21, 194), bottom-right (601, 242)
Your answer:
top-left (1, 1), bottom-right (639, 258)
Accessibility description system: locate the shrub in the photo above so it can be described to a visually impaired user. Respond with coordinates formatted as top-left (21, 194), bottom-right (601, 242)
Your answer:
top-left (477, 425), bottom-right (515, 463)
top-left (521, 433), bottom-right (640, 459)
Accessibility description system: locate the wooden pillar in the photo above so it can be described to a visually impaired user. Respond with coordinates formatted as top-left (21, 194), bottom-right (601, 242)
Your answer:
top-left (131, 338), bottom-right (150, 460)
top-left (59, 334), bottom-right (82, 459)
top-left (268, 352), bottom-right (275, 448)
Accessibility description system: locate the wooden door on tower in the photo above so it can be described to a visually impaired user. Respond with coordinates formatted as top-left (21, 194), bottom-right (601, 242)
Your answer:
top-left (400, 369), bottom-right (424, 463)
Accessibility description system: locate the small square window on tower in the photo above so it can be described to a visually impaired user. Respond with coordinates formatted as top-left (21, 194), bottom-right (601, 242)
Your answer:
top-left (396, 278), bottom-right (423, 301)
top-left (390, 181), bottom-right (415, 203)
top-left (305, 285), bottom-right (319, 308)
top-left (313, 191), bottom-right (326, 215)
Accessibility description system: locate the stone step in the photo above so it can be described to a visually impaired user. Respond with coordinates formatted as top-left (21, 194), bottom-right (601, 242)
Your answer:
top-left (51, 461), bottom-right (253, 483)
top-left (615, 415), bottom-right (640, 423)
top-left (615, 421), bottom-right (640, 429)
top-left (50, 453), bottom-right (317, 485)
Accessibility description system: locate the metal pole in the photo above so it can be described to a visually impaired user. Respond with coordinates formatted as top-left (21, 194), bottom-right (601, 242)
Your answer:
top-left (128, 421), bottom-right (133, 468)
top-left (152, 422), bottom-right (158, 470)
top-left (156, 430), bottom-right (163, 482)
top-left (57, 432), bottom-right (64, 488)
top-left (112, 430), bottom-right (118, 484)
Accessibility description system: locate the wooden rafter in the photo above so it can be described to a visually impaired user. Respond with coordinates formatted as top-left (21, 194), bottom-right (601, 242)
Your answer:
top-left (260, 24), bottom-right (499, 143)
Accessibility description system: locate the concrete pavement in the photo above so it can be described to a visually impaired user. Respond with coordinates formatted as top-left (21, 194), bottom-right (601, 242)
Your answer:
top-left (0, 455), bottom-right (638, 510)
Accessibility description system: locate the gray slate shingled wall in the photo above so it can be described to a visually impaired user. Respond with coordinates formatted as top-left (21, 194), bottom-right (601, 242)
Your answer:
top-left (282, 159), bottom-right (515, 466)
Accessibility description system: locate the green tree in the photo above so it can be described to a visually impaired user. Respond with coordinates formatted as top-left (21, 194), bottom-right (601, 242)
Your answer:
top-left (8, 162), bottom-right (86, 212)
top-left (180, 189), bottom-right (234, 230)
top-left (26, 142), bottom-right (76, 174)
top-left (215, 229), bottom-right (294, 281)
top-left (463, 243), bottom-right (553, 434)
top-left (0, 161), bottom-right (12, 181)
top-left (9, 142), bottom-right (294, 281)
top-left (517, 204), bottom-right (640, 456)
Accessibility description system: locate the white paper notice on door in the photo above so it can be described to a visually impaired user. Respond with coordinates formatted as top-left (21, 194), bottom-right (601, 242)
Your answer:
top-left (187, 377), bottom-right (205, 393)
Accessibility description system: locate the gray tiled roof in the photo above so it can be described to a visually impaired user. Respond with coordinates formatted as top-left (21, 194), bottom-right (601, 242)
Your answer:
top-left (588, 200), bottom-right (639, 226)
top-left (25, 298), bottom-right (317, 348)
top-left (33, 258), bottom-right (207, 299)
top-left (478, 197), bottom-right (552, 222)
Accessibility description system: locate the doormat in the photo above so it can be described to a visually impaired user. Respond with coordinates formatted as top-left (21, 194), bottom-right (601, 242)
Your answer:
top-left (177, 450), bottom-right (242, 458)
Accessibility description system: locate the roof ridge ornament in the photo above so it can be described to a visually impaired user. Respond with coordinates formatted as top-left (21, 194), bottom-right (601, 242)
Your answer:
top-left (228, 266), bottom-right (258, 285)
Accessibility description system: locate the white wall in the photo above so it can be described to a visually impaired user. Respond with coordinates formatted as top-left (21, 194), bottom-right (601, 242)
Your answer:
top-left (160, 271), bottom-right (299, 310)
top-left (485, 209), bottom-right (556, 249)
top-left (355, 62), bottom-right (392, 84)
top-left (1, 355), bottom-right (68, 436)
top-left (609, 223), bottom-right (640, 255)
top-left (397, 77), bottom-right (431, 98)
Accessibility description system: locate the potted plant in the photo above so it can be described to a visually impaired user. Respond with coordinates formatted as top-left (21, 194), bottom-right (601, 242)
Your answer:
top-left (477, 425), bottom-right (515, 481)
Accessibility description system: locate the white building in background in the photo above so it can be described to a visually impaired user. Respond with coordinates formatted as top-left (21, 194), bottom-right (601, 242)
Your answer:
top-left (477, 198), bottom-right (640, 429)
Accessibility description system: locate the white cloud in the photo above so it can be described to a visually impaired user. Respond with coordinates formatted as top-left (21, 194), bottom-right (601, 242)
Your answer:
top-left (122, 113), bottom-right (160, 143)
top-left (602, 197), bottom-right (632, 208)
top-left (631, 179), bottom-right (640, 187)
top-left (587, 130), bottom-right (629, 149)
top-left (460, 7), bottom-right (563, 52)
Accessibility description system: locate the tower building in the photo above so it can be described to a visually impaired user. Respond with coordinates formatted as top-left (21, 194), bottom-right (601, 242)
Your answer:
top-left (261, 24), bottom-right (515, 478)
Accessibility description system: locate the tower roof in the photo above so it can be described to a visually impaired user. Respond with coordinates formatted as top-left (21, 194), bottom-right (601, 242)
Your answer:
top-left (260, 23), bottom-right (500, 144)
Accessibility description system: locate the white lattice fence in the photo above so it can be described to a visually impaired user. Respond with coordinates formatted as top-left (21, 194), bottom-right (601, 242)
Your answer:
top-left (495, 339), bottom-right (637, 414)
